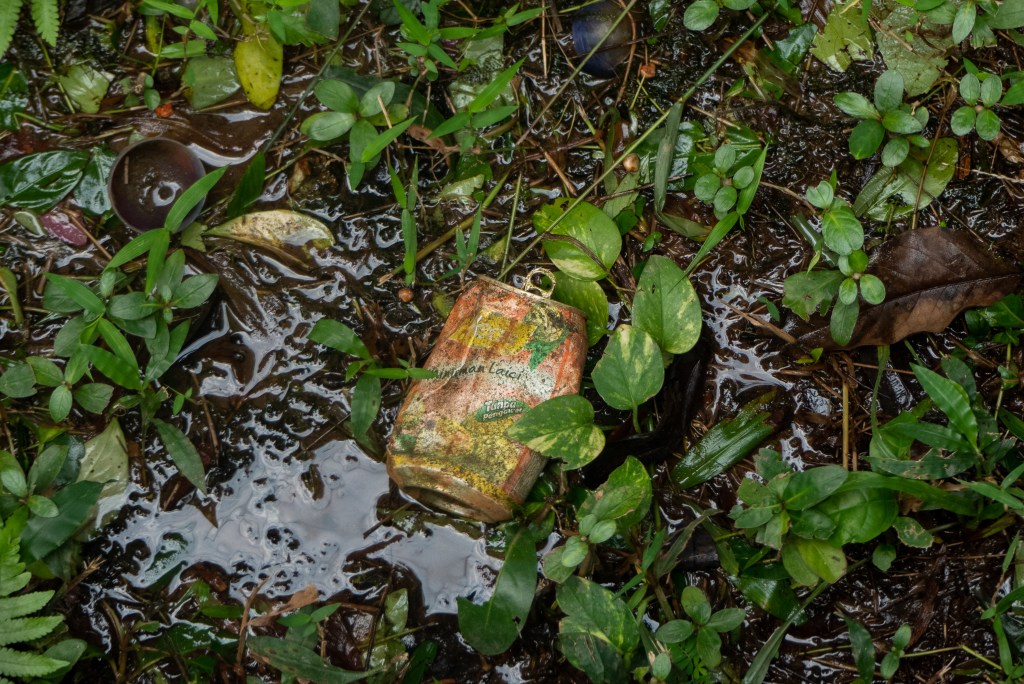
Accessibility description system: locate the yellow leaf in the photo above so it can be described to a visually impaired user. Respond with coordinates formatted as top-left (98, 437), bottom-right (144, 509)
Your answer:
top-left (234, 33), bottom-right (282, 110)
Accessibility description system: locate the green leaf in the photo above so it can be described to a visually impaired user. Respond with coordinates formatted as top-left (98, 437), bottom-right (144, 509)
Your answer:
top-left (28, 444), bottom-right (67, 493)
top-left (536, 200), bottom-right (622, 281)
top-left (881, 137), bottom-right (909, 167)
top-left (1002, 79), bottom-right (1024, 106)
top-left (682, 585), bottom-right (712, 624)
top-left (58, 65), bottom-right (110, 115)
top-left (246, 637), bottom-right (369, 682)
top-left (975, 108), bottom-right (1001, 141)
top-left (48, 386), bottom-right (72, 422)
top-left (507, 395), bottom-right (604, 469)
top-left (0, 645), bottom-right (67, 678)
top-left (172, 274), bottom-right (218, 308)
top-left (315, 80), bottom-right (359, 112)
top-left (893, 516), bottom-right (933, 547)
top-left (792, 536), bottom-right (847, 583)
top-left (227, 152), bottom-right (266, 218)
top-left (581, 456), bottom-right (652, 529)
top-left (21, 480), bottom-right (103, 562)
top-left (0, 363), bottom-right (36, 399)
top-left (591, 325), bottom-right (664, 412)
top-left (783, 270), bottom-right (843, 320)
top-left (466, 59), bottom-right (523, 114)
top-left (784, 466), bottom-right (848, 510)
top-left (30, 0), bottom-right (59, 46)
top-left (656, 619), bottom-right (695, 643)
top-left (830, 298), bottom-right (859, 346)
top-left (683, 0), bottom-right (719, 31)
top-left (0, 452), bottom-right (26, 497)
top-left (552, 272), bottom-right (607, 346)
top-left (350, 374), bottom-right (381, 440)
top-left (234, 33), bottom-right (283, 110)
top-left (0, 150), bottom-right (89, 211)
top-left (0, 0), bottom-right (25, 59)
top-left (359, 118), bottom-right (414, 163)
top-left (301, 111), bottom-right (356, 141)
top-left (673, 390), bottom-right (781, 489)
top-left (877, 3), bottom-right (951, 96)
top-left (848, 119), bottom-right (884, 159)
top-left (881, 110), bottom-right (924, 134)
top-left (557, 577), bottom-right (639, 683)
top-left (812, 4), bottom-right (874, 72)
top-left (838, 277), bottom-right (858, 305)
top-left (77, 418), bottom-right (129, 525)
top-left (980, 74), bottom-right (1003, 107)
top-left (873, 543), bottom-right (896, 571)
top-left (457, 525), bottom-right (538, 655)
top-left (182, 56), bottom-right (240, 110)
top-left (844, 616), bottom-right (876, 681)
top-left (960, 73), bottom-right (981, 104)
top-left (25, 357), bottom-right (61, 387)
top-left (152, 419), bottom-right (207, 494)
top-left (164, 166), bottom-right (228, 232)
top-left (309, 319), bottom-right (371, 360)
top-left (818, 486), bottom-right (898, 545)
top-left (73, 383), bottom-right (113, 415)
top-left (73, 147), bottom-right (116, 216)
top-left (358, 81), bottom-right (395, 118)
top-left (706, 607), bottom-right (745, 633)
top-left (834, 91), bottom-right (878, 119)
top-left (632, 255), bottom-right (702, 355)
top-left (952, 0), bottom-right (977, 41)
top-left (43, 275), bottom-right (104, 317)
top-left (950, 106), bottom-right (976, 135)
top-left (821, 205), bottom-right (863, 254)
top-left (911, 364), bottom-right (978, 446)
top-left (859, 273), bottom-right (885, 304)
top-left (874, 71), bottom-right (905, 112)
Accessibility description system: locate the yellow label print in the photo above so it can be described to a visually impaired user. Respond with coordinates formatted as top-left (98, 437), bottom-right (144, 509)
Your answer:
top-left (449, 310), bottom-right (536, 354)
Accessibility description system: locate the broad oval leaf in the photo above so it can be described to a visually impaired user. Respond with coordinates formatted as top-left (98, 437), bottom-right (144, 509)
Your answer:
top-left (633, 255), bottom-right (702, 355)
top-left (536, 200), bottom-right (621, 281)
top-left (457, 525), bottom-right (538, 656)
top-left (591, 325), bottom-right (664, 412)
top-left (552, 272), bottom-right (608, 346)
top-left (234, 33), bottom-right (283, 110)
top-left (507, 395), bottom-right (604, 469)
top-left (557, 577), bottom-right (639, 683)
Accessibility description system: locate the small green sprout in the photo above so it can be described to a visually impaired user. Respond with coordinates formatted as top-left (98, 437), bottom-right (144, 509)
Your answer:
top-left (834, 70), bottom-right (929, 166)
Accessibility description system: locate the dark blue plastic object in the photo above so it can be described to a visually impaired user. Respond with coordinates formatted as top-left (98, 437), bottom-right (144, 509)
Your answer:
top-left (571, 0), bottom-right (632, 78)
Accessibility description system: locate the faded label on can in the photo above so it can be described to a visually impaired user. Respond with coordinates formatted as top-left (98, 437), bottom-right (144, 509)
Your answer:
top-left (387, 277), bottom-right (587, 522)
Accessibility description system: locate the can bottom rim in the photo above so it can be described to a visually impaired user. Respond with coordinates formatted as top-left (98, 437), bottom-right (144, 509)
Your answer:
top-left (387, 460), bottom-right (514, 524)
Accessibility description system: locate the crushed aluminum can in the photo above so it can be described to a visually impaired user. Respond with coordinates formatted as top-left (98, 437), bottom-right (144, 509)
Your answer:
top-left (387, 275), bottom-right (588, 523)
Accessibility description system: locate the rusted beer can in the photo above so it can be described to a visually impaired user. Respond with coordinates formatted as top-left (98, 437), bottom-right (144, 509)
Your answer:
top-left (387, 276), bottom-right (588, 523)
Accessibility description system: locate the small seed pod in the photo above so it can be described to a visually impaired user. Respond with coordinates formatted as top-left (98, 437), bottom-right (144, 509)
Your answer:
top-left (623, 153), bottom-right (640, 173)
top-left (398, 288), bottom-right (414, 303)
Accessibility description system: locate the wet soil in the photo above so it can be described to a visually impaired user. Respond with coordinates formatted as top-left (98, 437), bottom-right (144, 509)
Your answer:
top-left (1, 1), bottom-right (1022, 682)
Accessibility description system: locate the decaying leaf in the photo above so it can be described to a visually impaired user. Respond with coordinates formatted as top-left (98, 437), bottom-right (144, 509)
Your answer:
top-left (235, 33), bottom-right (283, 110)
top-left (800, 228), bottom-right (1022, 349)
top-left (206, 210), bottom-right (335, 262)
top-left (876, 1), bottom-right (952, 97)
top-left (810, 2), bottom-right (873, 72)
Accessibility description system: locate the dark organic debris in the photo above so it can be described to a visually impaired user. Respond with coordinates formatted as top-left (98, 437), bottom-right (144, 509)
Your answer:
top-left (800, 228), bottom-right (1023, 350)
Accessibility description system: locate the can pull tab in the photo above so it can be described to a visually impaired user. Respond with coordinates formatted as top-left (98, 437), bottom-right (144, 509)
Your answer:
top-left (524, 268), bottom-right (556, 299)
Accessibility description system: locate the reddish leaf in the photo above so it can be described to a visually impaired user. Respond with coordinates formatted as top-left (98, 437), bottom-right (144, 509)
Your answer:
top-left (39, 209), bottom-right (87, 246)
top-left (800, 228), bottom-right (1022, 349)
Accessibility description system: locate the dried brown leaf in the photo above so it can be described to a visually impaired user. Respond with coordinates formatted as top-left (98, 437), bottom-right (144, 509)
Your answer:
top-left (800, 228), bottom-right (1022, 349)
